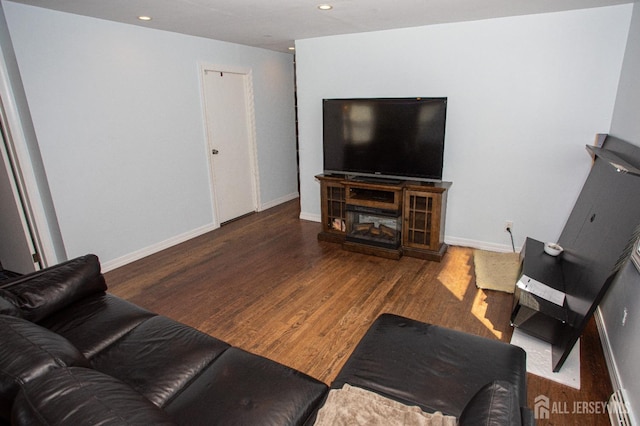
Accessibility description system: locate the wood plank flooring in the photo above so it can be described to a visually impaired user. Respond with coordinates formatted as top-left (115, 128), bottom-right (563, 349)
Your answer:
top-left (105, 200), bottom-right (613, 426)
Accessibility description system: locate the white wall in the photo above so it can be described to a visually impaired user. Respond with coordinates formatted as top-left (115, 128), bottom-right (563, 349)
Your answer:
top-left (600, 2), bottom-right (640, 423)
top-left (296, 5), bottom-right (632, 252)
top-left (3, 1), bottom-right (298, 269)
top-left (610, 3), bottom-right (640, 142)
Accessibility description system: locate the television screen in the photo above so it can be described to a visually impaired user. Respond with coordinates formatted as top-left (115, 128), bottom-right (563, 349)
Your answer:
top-left (322, 97), bottom-right (447, 181)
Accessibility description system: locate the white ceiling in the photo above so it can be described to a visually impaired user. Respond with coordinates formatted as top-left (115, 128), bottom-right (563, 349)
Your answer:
top-left (7, 0), bottom-right (635, 53)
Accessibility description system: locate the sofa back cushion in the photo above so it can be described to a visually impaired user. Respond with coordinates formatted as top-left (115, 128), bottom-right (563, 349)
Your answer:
top-left (0, 255), bottom-right (107, 322)
top-left (0, 315), bottom-right (89, 422)
top-left (12, 367), bottom-right (176, 425)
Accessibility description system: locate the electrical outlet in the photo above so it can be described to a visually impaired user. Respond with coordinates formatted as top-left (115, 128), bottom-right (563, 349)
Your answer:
top-left (504, 221), bottom-right (513, 232)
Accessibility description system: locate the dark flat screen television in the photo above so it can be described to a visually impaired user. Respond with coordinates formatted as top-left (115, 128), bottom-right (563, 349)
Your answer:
top-left (322, 97), bottom-right (447, 181)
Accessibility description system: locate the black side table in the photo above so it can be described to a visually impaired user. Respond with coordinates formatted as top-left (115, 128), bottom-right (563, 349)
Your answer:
top-left (510, 238), bottom-right (568, 344)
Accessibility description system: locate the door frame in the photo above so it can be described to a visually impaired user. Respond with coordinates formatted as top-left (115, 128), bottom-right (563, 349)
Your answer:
top-left (199, 63), bottom-right (260, 228)
top-left (0, 119), bottom-right (40, 272)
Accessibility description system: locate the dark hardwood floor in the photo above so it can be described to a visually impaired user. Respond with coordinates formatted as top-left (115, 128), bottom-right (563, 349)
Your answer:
top-left (105, 200), bottom-right (613, 426)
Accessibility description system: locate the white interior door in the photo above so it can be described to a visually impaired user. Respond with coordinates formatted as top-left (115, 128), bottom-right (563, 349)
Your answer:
top-left (202, 68), bottom-right (257, 225)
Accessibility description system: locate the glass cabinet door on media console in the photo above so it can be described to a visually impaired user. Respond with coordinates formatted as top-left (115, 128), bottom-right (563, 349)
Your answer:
top-left (404, 190), bottom-right (437, 250)
top-left (318, 176), bottom-right (346, 241)
top-left (402, 187), bottom-right (446, 255)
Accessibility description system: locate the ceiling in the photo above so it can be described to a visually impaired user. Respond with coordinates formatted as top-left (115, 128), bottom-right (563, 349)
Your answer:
top-left (7, 0), bottom-right (635, 53)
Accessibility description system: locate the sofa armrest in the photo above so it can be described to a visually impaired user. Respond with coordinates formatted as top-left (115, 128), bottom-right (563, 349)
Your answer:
top-left (0, 315), bottom-right (89, 422)
top-left (0, 255), bottom-right (107, 322)
top-left (458, 380), bottom-right (522, 426)
top-left (12, 367), bottom-right (176, 425)
top-left (0, 296), bottom-right (19, 317)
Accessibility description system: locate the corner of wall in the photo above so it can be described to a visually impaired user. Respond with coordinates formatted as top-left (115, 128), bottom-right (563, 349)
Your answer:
top-left (0, 1), bottom-right (66, 266)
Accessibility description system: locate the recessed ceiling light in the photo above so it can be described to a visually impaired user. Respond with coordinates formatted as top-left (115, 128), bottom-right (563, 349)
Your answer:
top-left (317, 4), bottom-right (333, 11)
top-left (288, 46), bottom-right (295, 51)
top-left (137, 16), bottom-right (152, 21)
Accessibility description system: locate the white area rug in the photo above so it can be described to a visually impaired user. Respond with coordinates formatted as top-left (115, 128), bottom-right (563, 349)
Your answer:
top-left (473, 250), bottom-right (521, 293)
top-left (510, 328), bottom-right (581, 389)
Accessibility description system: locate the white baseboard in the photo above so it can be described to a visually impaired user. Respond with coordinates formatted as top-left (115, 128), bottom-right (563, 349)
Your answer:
top-left (594, 309), bottom-right (637, 425)
top-left (259, 192), bottom-right (299, 211)
top-left (291, 226), bottom-right (521, 251)
top-left (101, 214), bottom-right (517, 273)
top-left (595, 307), bottom-right (622, 391)
top-left (300, 211), bottom-right (321, 222)
top-left (445, 236), bottom-right (521, 253)
top-left (102, 194), bottom-right (301, 273)
top-left (101, 223), bottom-right (217, 273)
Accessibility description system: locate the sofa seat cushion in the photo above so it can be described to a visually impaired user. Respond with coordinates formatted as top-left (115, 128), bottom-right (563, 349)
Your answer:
top-left (39, 293), bottom-right (156, 359)
top-left (165, 347), bottom-right (328, 426)
top-left (331, 314), bottom-right (527, 418)
top-left (90, 315), bottom-right (230, 407)
top-left (0, 315), bottom-right (89, 422)
top-left (12, 367), bottom-right (176, 426)
top-left (0, 255), bottom-right (106, 322)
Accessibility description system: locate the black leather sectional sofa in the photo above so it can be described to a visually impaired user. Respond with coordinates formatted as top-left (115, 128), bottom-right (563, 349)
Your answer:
top-left (1, 255), bottom-right (533, 425)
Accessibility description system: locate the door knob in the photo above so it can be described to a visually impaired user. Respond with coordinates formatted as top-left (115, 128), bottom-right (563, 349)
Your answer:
top-left (211, 149), bottom-right (219, 155)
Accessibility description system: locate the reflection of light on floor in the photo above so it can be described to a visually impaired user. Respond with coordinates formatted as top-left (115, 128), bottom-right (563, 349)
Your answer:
top-left (436, 251), bottom-right (472, 301)
top-left (471, 290), bottom-right (503, 339)
top-left (436, 246), bottom-right (503, 339)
